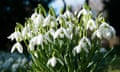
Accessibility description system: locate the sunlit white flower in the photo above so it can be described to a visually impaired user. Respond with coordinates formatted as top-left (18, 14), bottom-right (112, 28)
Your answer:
top-left (73, 45), bottom-right (81, 54)
top-left (92, 30), bottom-right (102, 39)
top-left (11, 42), bottom-right (23, 53)
top-left (43, 15), bottom-right (56, 27)
top-left (54, 27), bottom-right (71, 39)
top-left (63, 28), bottom-right (72, 39)
top-left (77, 8), bottom-right (87, 18)
top-left (64, 10), bottom-right (73, 18)
top-left (87, 19), bottom-right (96, 31)
top-left (22, 26), bottom-right (32, 39)
top-left (44, 32), bottom-right (53, 43)
top-left (31, 12), bottom-right (44, 26)
top-left (29, 34), bottom-right (43, 51)
top-left (49, 29), bottom-right (55, 37)
top-left (79, 37), bottom-right (91, 53)
top-left (31, 12), bottom-right (37, 20)
top-left (47, 56), bottom-right (57, 67)
top-left (99, 22), bottom-right (110, 29)
top-left (54, 28), bottom-right (63, 39)
top-left (43, 15), bottom-right (51, 27)
top-left (8, 31), bottom-right (22, 41)
top-left (79, 37), bottom-right (91, 47)
top-left (56, 14), bottom-right (66, 22)
top-left (99, 23), bottom-right (116, 40)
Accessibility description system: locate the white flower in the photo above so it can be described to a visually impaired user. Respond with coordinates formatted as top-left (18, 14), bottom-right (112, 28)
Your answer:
top-left (22, 26), bottom-right (32, 39)
top-left (54, 27), bottom-right (71, 39)
top-left (43, 15), bottom-right (56, 27)
top-left (54, 28), bottom-right (63, 39)
top-left (49, 29), bottom-right (55, 37)
top-left (99, 23), bottom-right (110, 29)
top-left (99, 23), bottom-right (116, 40)
top-left (44, 32), bottom-right (53, 43)
top-left (79, 37), bottom-right (91, 53)
top-left (77, 8), bottom-right (87, 18)
top-left (31, 12), bottom-right (37, 20)
top-left (87, 19), bottom-right (96, 31)
top-left (63, 28), bottom-right (72, 39)
top-left (73, 45), bottom-right (81, 54)
top-left (47, 56), bottom-right (57, 67)
top-left (11, 42), bottom-right (23, 53)
top-left (8, 31), bottom-right (22, 41)
top-left (50, 21), bottom-right (58, 28)
top-left (29, 34), bottom-right (43, 51)
top-left (31, 12), bottom-right (44, 26)
top-left (79, 37), bottom-right (91, 47)
top-left (92, 30), bottom-right (102, 39)
top-left (64, 10), bottom-right (73, 18)
top-left (43, 15), bottom-right (51, 27)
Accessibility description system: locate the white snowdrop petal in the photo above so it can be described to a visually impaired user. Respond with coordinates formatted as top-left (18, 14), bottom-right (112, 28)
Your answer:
top-left (47, 57), bottom-right (57, 67)
top-left (31, 12), bottom-right (38, 20)
top-left (11, 42), bottom-right (23, 53)
top-left (73, 45), bottom-right (81, 54)
top-left (92, 30), bottom-right (102, 39)
top-left (54, 28), bottom-right (62, 39)
top-left (63, 28), bottom-right (72, 39)
top-left (87, 19), bottom-right (96, 31)
top-left (77, 8), bottom-right (87, 18)
top-left (29, 34), bottom-right (43, 51)
top-left (8, 32), bottom-right (22, 41)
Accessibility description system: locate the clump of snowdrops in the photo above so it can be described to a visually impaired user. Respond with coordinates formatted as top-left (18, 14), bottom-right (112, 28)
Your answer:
top-left (8, 4), bottom-right (116, 72)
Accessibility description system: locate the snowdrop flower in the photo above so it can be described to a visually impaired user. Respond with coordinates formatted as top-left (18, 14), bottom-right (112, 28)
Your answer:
top-left (50, 21), bottom-right (58, 28)
top-left (87, 19), bottom-right (96, 31)
top-left (63, 28), bottom-right (72, 39)
top-left (56, 14), bottom-right (66, 21)
top-left (77, 8), bottom-right (87, 18)
top-left (22, 26), bottom-right (32, 39)
top-left (31, 12), bottom-right (38, 20)
top-left (54, 28), bottom-right (63, 39)
top-left (8, 31), bottom-right (22, 41)
top-left (79, 37), bottom-right (91, 47)
top-left (73, 45), bottom-right (81, 54)
top-left (47, 56), bottom-right (57, 67)
top-left (73, 37), bottom-right (91, 54)
top-left (99, 23), bottom-right (116, 40)
top-left (64, 10), bottom-right (73, 19)
top-left (92, 30), bottom-right (102, 39)
top-left (48, 29), bottom-right (55, 37)
top-left (54, 27), bottom-right (71, 39)
top-left (43, 15), bottom-right (56, 27)
top-left (31, 12), bottom-right (44, 27)
top-left (43, 32), bottom-right (53, 43)
top-left (99, 22), bottom-right (110, 29)
top-left (29, 34), bottom-right (43, 51)
top-left (79, 37), bottom-right (91, 53)
top-left (43, 15), bottom-right (51, 27)
top-left (11, 42), bottom-right (23, 53)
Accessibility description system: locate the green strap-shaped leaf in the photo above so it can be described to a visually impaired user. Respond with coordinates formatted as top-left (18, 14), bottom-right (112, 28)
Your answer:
top-left (15, 22), bottom-right (23, 32)
top-left (48, 7), bottom-right (56, 17)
